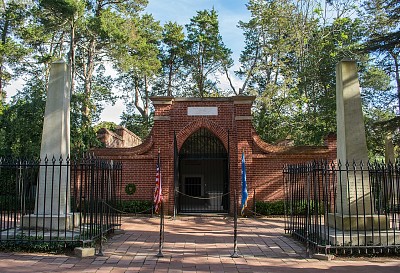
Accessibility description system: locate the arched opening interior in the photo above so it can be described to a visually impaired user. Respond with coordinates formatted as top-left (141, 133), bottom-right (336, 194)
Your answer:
top-left (177, 127), bottom-right (229, 213)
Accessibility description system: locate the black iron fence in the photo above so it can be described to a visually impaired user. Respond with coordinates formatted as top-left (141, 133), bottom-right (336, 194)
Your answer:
top-left (0, 156), bottom-right (122, 249)
top-left (284, 161), bottom-right (400, 255)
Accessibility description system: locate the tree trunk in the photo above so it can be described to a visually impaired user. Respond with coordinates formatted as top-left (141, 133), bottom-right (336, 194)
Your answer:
top-left (83, 36), bottom-right (96, 119)
top-left (241, 36), bottom-right (260, 94)
top-left (134, 77), bottom-right (146, 118)
top-left (198, 43), bottom-right (204, 97)
top-left (69, 21), bottom-right (76, 96)
top-left (144, 75), bottom-right (149, 118)
top-left (167, 59), bottom-right (173, 96)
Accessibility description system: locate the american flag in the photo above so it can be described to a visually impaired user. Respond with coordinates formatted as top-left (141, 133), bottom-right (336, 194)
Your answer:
top-left (154, 151), bottom-right (162, 213)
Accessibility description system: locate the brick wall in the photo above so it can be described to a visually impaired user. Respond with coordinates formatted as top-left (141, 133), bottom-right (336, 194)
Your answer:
top-left (92, 96), bottom-right (337, 215)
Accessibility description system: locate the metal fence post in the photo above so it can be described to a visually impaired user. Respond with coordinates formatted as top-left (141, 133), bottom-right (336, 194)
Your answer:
top-left (98, 198), bottom-right (104, 256)
top-left (231, 190), bottom-right (239, 258)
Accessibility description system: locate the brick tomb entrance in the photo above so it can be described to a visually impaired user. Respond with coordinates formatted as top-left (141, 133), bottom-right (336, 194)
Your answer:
top-left (93, 96), bottom-right (336, 215)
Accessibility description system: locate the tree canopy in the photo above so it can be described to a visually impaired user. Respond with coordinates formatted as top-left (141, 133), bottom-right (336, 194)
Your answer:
top-left (0, 0), bottom-right (399, 159)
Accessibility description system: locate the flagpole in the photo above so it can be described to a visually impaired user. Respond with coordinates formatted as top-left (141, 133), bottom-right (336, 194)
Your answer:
top-left (155, 148), bottom-right (164, 257)
top-left (231, 189), bottom-right (239, 258)
top-left (156, 200), bottom-right (164, 257)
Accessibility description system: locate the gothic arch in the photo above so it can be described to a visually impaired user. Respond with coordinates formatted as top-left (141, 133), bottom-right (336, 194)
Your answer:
top-left (176, 118), bottom-right (229, 152)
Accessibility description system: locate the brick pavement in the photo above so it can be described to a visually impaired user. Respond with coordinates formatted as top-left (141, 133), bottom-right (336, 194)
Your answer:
top-left (0, 216), bottom-right (399, 272)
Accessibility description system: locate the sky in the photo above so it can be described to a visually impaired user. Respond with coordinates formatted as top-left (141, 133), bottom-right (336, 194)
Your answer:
top-left (5, 0), bottom-right (251, 124)
top-left (145, 0), bottom-right (250, 62)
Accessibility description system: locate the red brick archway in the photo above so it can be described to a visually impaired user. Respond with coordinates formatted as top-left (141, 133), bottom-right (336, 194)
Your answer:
top-left (93, 96), bottom-right (336, 215)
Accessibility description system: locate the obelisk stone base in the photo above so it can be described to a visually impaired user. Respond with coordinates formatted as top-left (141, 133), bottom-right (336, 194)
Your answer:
top-left (320, 226), bottom-right (400, 246)
top-left (22, 213), bottom-right (80, 230)
top-left (327, 213), bottom-right (389, 231)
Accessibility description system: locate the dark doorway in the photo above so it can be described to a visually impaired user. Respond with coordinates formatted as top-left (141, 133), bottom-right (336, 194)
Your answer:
top-left (177, 128), bottom-right (229, 213)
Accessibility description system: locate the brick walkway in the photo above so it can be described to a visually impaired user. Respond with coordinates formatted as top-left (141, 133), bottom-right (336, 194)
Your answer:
top-left (0, 216), bottom-right (399, 272)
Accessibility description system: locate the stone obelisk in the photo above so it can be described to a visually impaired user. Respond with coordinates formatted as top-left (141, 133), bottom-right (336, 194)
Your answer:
top-left (336, 60), bottom-right (370, 215)
top-left (329, 60), bottom-right (386, 230)
top-left (25, 60), bottom-right (77, 230)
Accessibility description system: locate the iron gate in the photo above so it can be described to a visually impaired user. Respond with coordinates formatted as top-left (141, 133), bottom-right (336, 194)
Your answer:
top-left (175, 128), bottom-right (229, 213)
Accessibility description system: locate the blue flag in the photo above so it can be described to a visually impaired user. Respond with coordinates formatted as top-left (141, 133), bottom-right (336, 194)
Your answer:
top-left (241, 151), bottom-right (248, 215)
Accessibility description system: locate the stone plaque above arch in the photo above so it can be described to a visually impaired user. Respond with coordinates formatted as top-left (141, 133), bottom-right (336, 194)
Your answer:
top-left (187, 106), bottom-right (218, 116)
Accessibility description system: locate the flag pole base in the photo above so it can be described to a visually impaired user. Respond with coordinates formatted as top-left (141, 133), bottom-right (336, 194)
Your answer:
top-left (230, 252), bottom-right (240, 258)
top-left (156, 251), bottom-right (164, 258)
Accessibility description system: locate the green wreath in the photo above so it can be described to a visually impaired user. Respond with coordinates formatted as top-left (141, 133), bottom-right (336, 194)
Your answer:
top-left (125, 183), bottom-right (136, 195)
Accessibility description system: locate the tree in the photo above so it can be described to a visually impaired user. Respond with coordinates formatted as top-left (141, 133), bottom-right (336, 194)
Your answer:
top-left (35, 0), bottom-right (150, 154)
top-left (75, 0), bottom-right (147, 123)
top-left (39, 0), bottom-right (85, 94)
top-left (358, 0), bottom-right (400, 156)
top-left (0, 1), bottom-right (30, 100)
top-left (361, 0), bottom-right (400, 112)
top-left (114, 13), bottom-right (162, 127)
top-left (120, 110), bottom-right (153, 140)
top-left (239, 0), bottom-right (366, 145)
top-left (0, 77), bottom-right (46, 157)
top-left (0, 0), bottom-right (154, 156)
top-left (155, 21), bottom-right (186, 97)
top-left (185, 8), bottom-right (233, 97)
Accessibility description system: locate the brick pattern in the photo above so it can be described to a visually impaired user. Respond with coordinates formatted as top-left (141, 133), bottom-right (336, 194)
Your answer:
top-left (92, 96), bottom-right (337, 214)
top-left (1, 217), bottom-right (399, 272)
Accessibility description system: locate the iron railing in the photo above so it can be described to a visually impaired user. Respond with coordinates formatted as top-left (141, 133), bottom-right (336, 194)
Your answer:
top-left (284, 161), bottom-right (400, 255)
top-left (0, 156), bottom-right (122, 249)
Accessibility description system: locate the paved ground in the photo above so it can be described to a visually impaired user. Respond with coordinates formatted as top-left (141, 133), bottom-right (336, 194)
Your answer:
top-left (0, 216), bottom-right (399, 273)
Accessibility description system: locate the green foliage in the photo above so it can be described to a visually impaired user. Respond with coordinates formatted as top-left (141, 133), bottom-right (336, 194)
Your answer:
top-left (241, 0), bottom-right (371, 146)
top-left (114, 13), bottom-right (162, 126)
top-left (256, 200), bottom-right (324, 216)
top-left (0, 195), bottom-right (18, 211)
top-left (70, 93), bottom-right (102, 156)
top-left (0, 1), bottom-right (30, 100)
top-left (255, 201), bottom-right (285, 216)
top-left (154, 21), bottom-right (186, 96)
top-left (0, 78), bottom-right (45, 157)
top-left (94, 121), bottom-right (118, 132)
top-left (364, 109), bottom-right (395, 160)
top-left (361, 0), bottom-right (399, 52)
top-left (120, 111), bottom-right (153, 140)
top-left (359, 0), bottom-right (400, 156)
top-left (184, 8), bottom-right (233, 97)
top-left (117, 200), bottom-right (152, 214)
top-left (39, 0), bottom-right (86, 20)
top-left (289, 200), bottom-right (325, 215)
top-left (0, 235), bottom-right (81, 254)
top-left (361, 66), bottom-right (391, 93)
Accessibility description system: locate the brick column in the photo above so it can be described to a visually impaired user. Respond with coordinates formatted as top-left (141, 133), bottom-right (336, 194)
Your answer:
top-left (233, 96), bottom-right (256, 214)
top-left (151, 97), bottom-right (174, 214)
